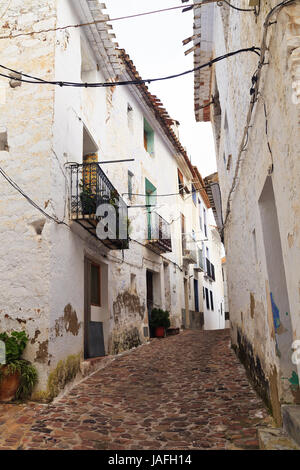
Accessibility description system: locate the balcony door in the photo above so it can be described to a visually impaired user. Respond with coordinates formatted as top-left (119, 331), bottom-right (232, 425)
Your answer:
top-left (145, 178), bottom-right (157, 240)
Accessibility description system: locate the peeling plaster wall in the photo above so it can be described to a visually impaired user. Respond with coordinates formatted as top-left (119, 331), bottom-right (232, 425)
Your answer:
top-left (211, 1), bottom-right (300, 410)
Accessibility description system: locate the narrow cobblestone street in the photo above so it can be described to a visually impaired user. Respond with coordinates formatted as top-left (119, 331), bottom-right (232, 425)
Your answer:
top-left (0, 330), bottom-right (270, 450)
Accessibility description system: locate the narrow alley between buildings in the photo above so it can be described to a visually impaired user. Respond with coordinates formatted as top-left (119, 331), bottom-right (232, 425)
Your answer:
top-left (0, 330), bottom-right (269, 451)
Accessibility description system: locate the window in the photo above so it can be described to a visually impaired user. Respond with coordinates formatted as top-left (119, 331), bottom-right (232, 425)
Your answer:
top-left (91, 264), bottom-right (101, 306)
top-left (145, 178), bottom-right (157, 239)
top-left (144, 118), bottom-right (155, 156)
top-left (181, 213), bottom-right (186, 253)
top-left (205, 247), bottom-right (209, 272)
top-left (198, 199), bottom-right (203, 231)
top-left (210, 291), bottom-right (214, 311)
top-left (205, 288), bottom-right (210, 309)
top-left (194, 279), bottom-right (199, 312)
top-left (203, 208), bottom-right (207, 238)
top-left (128, 171), bottom-right (134, 201)
top-left (192, 184), bottom-right (197, 205)
top-left (178, 169), bottom-right (184, 197)
top-left (127, 103), bottom-right (133, 132)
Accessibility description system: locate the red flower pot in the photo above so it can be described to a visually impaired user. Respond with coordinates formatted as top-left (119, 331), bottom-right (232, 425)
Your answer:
top-left (0, 366), bottom-right (20, 402)
top-left (155, 327), bottom-right (165, 338)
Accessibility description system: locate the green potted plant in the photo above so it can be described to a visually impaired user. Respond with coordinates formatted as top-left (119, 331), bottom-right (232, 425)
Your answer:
top-left (0, 331), bottom-right (38, 402)
top-left (79, 183), bottom-right (97, 215)
top-left (149, 309), bottom-right (171, 338)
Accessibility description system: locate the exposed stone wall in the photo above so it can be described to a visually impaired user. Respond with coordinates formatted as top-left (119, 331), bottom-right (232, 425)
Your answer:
top-left (0, 0), bottom-right (57, 390)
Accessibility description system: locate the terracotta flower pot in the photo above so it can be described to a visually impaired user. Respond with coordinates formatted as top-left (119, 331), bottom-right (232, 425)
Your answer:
top-left (0, 366), bottom-right (20, 402)
top-left (155, 326), bottom-right (165, 338)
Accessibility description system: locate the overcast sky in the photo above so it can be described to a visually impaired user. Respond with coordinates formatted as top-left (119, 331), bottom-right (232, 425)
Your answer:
top-left (105, 0), bottom-right (217, 178)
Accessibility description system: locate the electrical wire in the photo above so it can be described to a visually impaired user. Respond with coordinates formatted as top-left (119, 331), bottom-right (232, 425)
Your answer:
top-left (0, 0), bottom-right (218, 41)
top-left (217, 0), bottom-right (255, 12)
top-left (0, 165), bottom-right (68, 226)
top-left (0, 47), bottom-right (260, 89)
top-left (223, 0), bottom-right (295, 232)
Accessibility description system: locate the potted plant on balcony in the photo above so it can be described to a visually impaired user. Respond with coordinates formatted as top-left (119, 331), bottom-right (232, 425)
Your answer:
top-left (80, 183), bottom-right (97, 216)
top-left (149, 309), bottom-right (171, 338)
top-left (0, 331), bottom-right (38, 402)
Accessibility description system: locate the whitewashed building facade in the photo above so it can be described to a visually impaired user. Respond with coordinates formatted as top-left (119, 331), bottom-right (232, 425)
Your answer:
top-left (0, 0), bottom-right (225, 397)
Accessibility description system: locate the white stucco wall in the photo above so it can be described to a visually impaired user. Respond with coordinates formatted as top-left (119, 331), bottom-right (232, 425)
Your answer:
top-left (207, 1), bottom-right (300, 413)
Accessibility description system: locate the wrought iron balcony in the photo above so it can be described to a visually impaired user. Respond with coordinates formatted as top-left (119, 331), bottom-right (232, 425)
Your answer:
top-left (68, 162), bottom-right (129, 250)
top-left (205, 258), bottom-right (216, 281)
top-left (146, 212), bottom-right (172, 254)
top-left (182, 234), bottom-right (198, 264)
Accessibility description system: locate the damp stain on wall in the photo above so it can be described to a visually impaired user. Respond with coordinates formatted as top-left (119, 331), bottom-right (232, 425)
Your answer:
top-left (110, 326), bottom-right (142, 355)
top-left (233, 326), bottom-right (281, 418)
top-left (53, 304), bottom-right (81, 339)
top-left (113, 291), bottom-right (145, 324)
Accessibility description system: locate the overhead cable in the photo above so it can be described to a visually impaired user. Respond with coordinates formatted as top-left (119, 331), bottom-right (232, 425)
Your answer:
top-left (0, 0), bottom-right (220, 41)
top-left (0, 47), bottom-right (260, 89)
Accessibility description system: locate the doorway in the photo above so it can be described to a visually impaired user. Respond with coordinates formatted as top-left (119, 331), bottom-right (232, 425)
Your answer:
top-left (259, 177), bottom-right (297, 402)
top-left (84, 257), bottom-right (106, 359)
top-left (194, 279), bottom-right (199, 313)
top-left (184, 278), bottom-right (190, 328)
top-left (146, 270), bottom-right (154, 335)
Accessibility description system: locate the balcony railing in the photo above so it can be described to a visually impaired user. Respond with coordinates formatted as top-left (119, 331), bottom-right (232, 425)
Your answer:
top-left (205, 258), bottom-right (215, 281)
top-left (69, 162), bottom-right (129, 250)
top-left (194, 248), bottom-right (204, 272)
top-left (146, 212), bottom-right (172, 254)
top-left (182, 234), bottom-right (198, 264)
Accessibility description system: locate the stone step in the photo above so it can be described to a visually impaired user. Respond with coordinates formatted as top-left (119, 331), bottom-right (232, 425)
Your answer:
top-left (258, 427), bottom-right (300, 450)
top-left (282, 405), bottom-right (300, 447)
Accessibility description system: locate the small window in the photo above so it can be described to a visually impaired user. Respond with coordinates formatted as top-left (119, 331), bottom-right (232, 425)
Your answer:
top-left (210, 291), bottom-right (214, 311)
top-left (128, 171), bottom-right (134, 201)
top-left (205, 288), bottom-right (210, 309)
top-left (203, 208), bottom-right (207, 238)
top-left (178, 169), bottom-right (184, 197)
top-left (144, 118), bottom-right (154, 156)
top-left (198, 199), bottom-right (203, 230)
top-left (192, 184), bottom-right (197, 205)
top-left (91, 264), bottom-right (101, 306)
top-left (127, 104), bottom-right (133, 132)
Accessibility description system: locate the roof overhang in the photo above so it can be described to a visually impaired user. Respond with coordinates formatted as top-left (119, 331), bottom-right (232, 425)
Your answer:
top-left (193, 0), bottom-right (215, 122)
top-left (73, 0), bottom-right (123, 81)
top-left (204, 172), bottom-right (224, 240)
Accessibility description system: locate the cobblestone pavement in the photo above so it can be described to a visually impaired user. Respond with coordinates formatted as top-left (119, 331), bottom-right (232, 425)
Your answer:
top-left (0, 329), bottom-right (271, 450)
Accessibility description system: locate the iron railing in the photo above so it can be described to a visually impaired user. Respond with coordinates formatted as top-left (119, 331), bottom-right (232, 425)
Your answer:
top-left (147, 212), bottom-right (172, 253)
top-left (68, 162), bottom-right (129, 249)
top-left (182, 234), bottom-right (198, 264)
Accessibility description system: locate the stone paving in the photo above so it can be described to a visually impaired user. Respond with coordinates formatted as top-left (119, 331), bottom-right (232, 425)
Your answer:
top-left (0, 329), bottom-right (271, 450)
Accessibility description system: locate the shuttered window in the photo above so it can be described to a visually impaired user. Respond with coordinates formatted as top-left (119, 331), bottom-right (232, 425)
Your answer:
top-left (178, 169), bottom-right (184, 196)
top-left (91, 264), bottom-right (101, 306)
